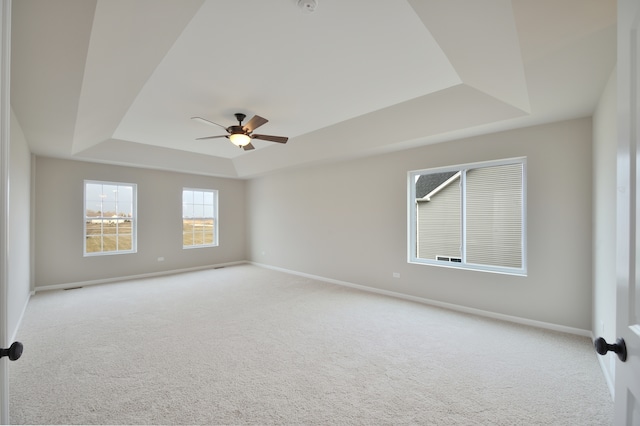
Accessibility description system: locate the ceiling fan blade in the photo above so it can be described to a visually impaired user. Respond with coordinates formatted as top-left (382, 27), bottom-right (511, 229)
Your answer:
top-left (243, 115), bottom-right (268, 133)
top-left (195, 135), bottom-right (227, 140)
top-left (191, 116), bottom-right (228, 130)
top-left (252, 134), bottom-right (288, 144)
top-left (242, 143), bottom-right (255, 151)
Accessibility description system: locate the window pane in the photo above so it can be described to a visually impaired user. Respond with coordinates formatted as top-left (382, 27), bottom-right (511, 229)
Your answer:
top-left (199, 220), bottom-right (214, 244)
top-left (415, 171), bottom-right (461, 261)
top-left (102, 235), bottom-right (118, 252)
top-left (118, 185), bottom-right (133, 200)
top-left (103, 185), bottom-right (118, 202)
top-left (194, 191), bottom-right (204, 204)
top-left (86, 221), bottom-right (103, 236)
top-left (193, 232), bottom-right (204, 245)
top-left (85, 236), bottom-right (102, 253)
top-left (118, 234), bottom-right (132, 251)
top-left (119, 221), bottom-right (132, 234)
top-left (86, 206), bottom-right (100, 218)
top-left (183, 203), bottom-right (194, 218)
top-left (183, 190), bottom-right (194, 204)
top-left (118, 201), bottom-right (133, 217)
top-left (102, 201), bottom-right (116, 217)
top-left (203, 191), bottom-right (214, 204)
top-left (465, 164), bottom-right (522, 268)
top-left (86, 183), bottom-right (102, 202)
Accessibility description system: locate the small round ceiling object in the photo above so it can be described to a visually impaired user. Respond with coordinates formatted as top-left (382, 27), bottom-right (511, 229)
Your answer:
top-left (298, 0), bottom-right (317, 14)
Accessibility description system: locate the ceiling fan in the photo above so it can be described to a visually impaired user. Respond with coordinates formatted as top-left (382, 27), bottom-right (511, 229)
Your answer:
top-left (191, 113), bottom-right (288, 151)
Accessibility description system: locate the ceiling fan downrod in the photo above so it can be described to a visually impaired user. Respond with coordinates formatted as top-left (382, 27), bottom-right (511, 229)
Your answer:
top-left (234, 113), bottom-right (246, 125)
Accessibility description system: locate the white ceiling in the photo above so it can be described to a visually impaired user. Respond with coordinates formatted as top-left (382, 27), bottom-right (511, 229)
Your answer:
top-left (10, 0), bottom-right (616, 179)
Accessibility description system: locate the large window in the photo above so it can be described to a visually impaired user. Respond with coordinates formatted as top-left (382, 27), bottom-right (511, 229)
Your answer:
top-left (84, 180), bottom-right (137, 256)
top-left (408, 158), bottom-right (526, 275)
top-left (183, 188), bottom-right (218, 248)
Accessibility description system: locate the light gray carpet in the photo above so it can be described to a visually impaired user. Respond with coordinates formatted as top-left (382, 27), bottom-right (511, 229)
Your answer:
top-left (9, 264), bottom-right (613, 425)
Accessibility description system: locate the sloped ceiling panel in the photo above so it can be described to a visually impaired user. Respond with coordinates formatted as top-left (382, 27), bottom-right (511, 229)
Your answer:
top-left (10, 0), bottom-right (616, 178)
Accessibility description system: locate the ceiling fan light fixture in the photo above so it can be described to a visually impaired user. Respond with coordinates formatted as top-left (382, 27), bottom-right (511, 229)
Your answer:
top-left (229, 133), bottom-right (251, 147)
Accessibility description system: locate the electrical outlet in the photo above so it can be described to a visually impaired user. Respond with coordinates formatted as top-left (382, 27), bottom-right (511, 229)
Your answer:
top-left (157, 257), bottom-right (165, 262)
top-left (393, 272), bottom-right (400, 278)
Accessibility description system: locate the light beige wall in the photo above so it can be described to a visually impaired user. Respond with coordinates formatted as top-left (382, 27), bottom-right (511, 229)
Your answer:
top-left (592, 68), bottom-right (617, 383)
top-left (8, 110), bottom-right (32, 338)
top-left (247, 118), bottom-right (593, 330)
top-left (34, 157), bottom-right (246, 288)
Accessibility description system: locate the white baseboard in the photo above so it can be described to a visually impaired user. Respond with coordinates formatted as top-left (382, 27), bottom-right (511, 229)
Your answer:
top-left (34, 261), bottom-right (248, 293)
top-left (251, 262), bottom-right (592, 338)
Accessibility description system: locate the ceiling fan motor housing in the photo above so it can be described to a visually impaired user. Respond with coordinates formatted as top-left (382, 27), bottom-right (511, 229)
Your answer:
top-left (228, 125), bottom-right (246, 135)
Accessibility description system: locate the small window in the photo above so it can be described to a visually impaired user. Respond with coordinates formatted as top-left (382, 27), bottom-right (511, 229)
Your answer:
top-left (408, 157), bottom-right (526, 275)
top-left (183, 188), bottom-right (218, 248)
top-left (84, 180), bottom-right (137, 256)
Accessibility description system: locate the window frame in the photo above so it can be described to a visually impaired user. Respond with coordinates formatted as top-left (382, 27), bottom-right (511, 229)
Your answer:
top-left (83, 180), bottom-right (137, 257)
top-left (182, 187), bottom-right (219, 249)
top-left (408, 157), bottom-right (527, 276)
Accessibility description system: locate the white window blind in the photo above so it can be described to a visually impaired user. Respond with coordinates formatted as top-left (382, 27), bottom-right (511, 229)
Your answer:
top-left (465, 163), bottom-right (523, 268)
